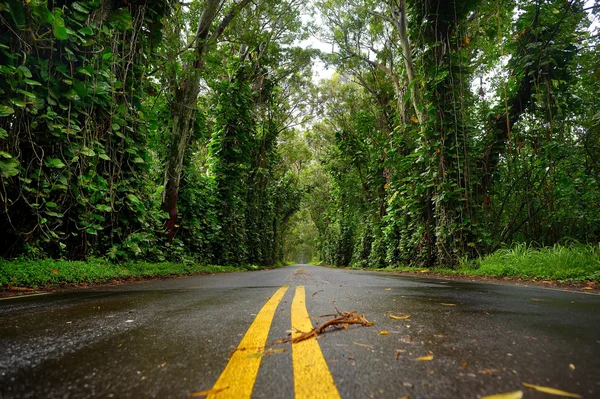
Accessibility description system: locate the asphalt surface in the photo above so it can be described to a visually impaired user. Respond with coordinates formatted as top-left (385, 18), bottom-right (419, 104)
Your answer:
top-left (1, 264), bottom-right (599, 398)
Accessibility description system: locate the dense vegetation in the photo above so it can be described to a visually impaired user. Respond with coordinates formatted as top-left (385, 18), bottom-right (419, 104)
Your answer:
top-left (287, 0), bottom-right (600, 273)
top-left (0, 0), bottom-right (310, 266)
top-left (1, 0), bottom-right (599, 283)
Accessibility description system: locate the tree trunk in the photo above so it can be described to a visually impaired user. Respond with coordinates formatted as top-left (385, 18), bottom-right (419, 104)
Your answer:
top-left (161, 0), bottom-right (251, 241)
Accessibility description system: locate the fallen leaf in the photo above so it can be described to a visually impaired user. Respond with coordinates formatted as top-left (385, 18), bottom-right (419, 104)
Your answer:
top-left (420, 269), bottom-right (429, 273)
top-left (189, 386), bottom-right (229, 397)
top-left (395, 349), bottom-right (406, 360)
top-left (52, 269), bottom-right (59, 275)
top-left (478, 368), bottom-right (501, 375)
top-left (581, 287), bottom-right (592, 290)
top-left (440, 303), bottom-right (456, 307)
top-left (384, 288), bottom-right (392, 291)
top-left (353, 342), bottom-right (373, 348)
top-left (522, 382), bottom-right (582, 398)
top-left (569, 363), bottom-right (575, 370)
top-left (414, 355), bottom-right (434, 361)
top-left (461, 360), bottom-right (468, 369)
top-left (379, 330), bottom-right (390, 335)
top-left (481, 391), bottom-right (523, 399)
top-left (387, 313), bottom-right (410, 320)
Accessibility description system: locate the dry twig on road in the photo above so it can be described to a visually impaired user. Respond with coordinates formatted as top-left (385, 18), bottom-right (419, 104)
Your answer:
top-left (277, 309), bottom-right (374, 344)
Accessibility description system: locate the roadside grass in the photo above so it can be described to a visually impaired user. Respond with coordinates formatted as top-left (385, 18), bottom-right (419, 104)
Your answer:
top-left (383, 243), bottom-right (600, 282)
top-left (0, 259), bottom-right (269, 289)
top-left (463, 243), bottom-right (600, 282)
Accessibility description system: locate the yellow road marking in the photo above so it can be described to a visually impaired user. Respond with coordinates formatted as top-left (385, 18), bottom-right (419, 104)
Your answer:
top-left (291, 286), bottom-right (341, 399)
top-left (208, 286), bottom-right (289, 399)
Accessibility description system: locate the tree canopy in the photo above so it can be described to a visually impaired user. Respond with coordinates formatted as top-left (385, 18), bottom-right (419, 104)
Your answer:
top-left (0, 0), bottom-right (598, 270)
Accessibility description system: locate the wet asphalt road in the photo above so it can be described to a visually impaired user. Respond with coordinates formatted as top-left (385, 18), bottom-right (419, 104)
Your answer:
top-left (1, 264), bottom-right (599, 399)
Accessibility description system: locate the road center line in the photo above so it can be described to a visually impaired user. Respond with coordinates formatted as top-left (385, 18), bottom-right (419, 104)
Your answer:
top-left (207, 286), bottom-right (289, 399)
top-left (291, 286), bottom-right (341, 399)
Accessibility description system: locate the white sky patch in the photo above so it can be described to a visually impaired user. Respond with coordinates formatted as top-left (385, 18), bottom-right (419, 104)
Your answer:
top-left (298, 7), bottom-right (335, 81)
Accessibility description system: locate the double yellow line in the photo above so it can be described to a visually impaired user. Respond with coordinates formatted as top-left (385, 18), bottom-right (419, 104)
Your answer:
top-left (206, 286), bottom-right (341, 399)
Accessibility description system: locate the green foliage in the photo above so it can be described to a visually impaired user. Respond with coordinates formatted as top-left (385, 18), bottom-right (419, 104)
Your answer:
top-left (0, 0), bottom-right (171, 259)
top-left (461, 244), bottom-right (600, 282)
top-left (0, 258), bottom-right (273, 288)
top-left (302, 0), bottom-right (600, 272)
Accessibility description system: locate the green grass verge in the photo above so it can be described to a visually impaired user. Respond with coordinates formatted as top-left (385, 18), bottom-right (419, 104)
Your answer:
top-left (384, 243), bottom-right (600, 282)
top-left (464, 243), bottom-right (600, 282)
top-left (0, 259), bottom-right (271, 288)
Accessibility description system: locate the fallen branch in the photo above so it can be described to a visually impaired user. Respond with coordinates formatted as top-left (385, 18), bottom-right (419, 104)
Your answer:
top-left (277, 309), bottom-right (374, 344)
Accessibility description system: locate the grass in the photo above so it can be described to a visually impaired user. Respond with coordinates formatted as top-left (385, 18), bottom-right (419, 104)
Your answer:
top-left (381, 243), bottom-right (600, 282)
top-left (463, 243), bottom-right (600, 282)
top-left (0, 259), bottom-right (271, 289)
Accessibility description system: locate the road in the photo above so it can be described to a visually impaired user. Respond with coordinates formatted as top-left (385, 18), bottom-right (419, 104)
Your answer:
top-left (1, 264), bottom-right (599, 398)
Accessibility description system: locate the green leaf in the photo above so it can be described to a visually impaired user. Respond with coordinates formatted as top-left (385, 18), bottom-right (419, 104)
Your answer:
top-left (7, 0), bottom-right (26, 29)
top-left (0, 127), bottom-right (8, 139)
top-left (0, 151), bottom-right (12, 159)
top-left (17, 65), bottom-right (32, 78)
top-left (24, 79), bottom-right (42, 86)
top-left (0, 105), bottom-right (15, 117)
top-left (45, 157), bottom-right (66, 168)
top-left (98, 153), bottom-right (111, 161)
top-left (10, 99), bottom-right (26, 108)
top-left (72, 2), bottom-right (90, 13)
top-left (81, 147), bottom-right (96, 157)
top-left (0, 158), bottom-right (20, 178)
top-left (15, 89), bottom-right (36, 99)
top-left (45, 202), bottom-right (57, 208)
top-left (53, 9), bottom-right (68, 40)
top-left (31, 4), bottom-right (54, 23)
top-left (78, 27), bottom-right (94, 36)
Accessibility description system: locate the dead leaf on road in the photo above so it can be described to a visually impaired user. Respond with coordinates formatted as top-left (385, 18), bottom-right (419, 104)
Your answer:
top-left (569, 363), bottom-right (575, 370)
top-left (379, 330), bottom-right (390, 335)
top-left (189, 386), bottom-right (229, 397)
top-left (481, 391), bottom-right (523, 399)
top-left (384, 288), bottom-right (392, 291)
top-left (440, 303), bottom-right (456, 307)
top-left (478, 368), bottom-right (501, 375)
top-left (387, 313), bottom-right (410, 320)
top-left (522, 382), bottom-right (582, 398)
top-left (413, 355), bottom-right (434, 361)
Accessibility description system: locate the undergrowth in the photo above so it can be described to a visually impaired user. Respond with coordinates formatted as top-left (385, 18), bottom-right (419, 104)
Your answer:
top-left (462, 243), bottom-right (600, 282)
top-left (384, 244), bottom-right (600, 282)
top-left (0, 259), bottom-right (269, 288)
